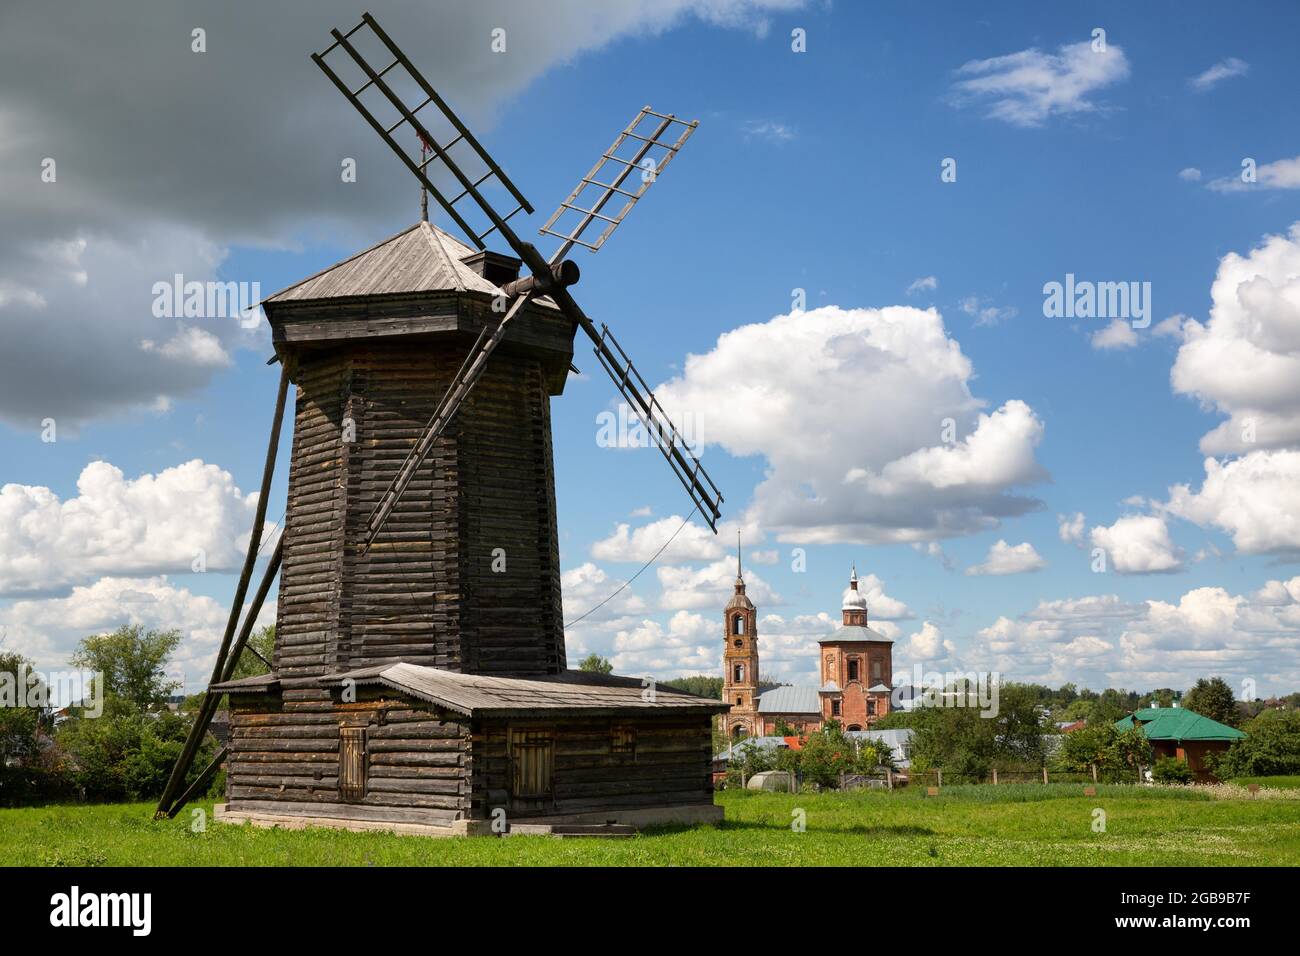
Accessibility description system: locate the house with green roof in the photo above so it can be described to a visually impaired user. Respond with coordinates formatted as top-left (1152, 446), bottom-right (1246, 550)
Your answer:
top-left (1115, 706), bottom-right (1246, 781)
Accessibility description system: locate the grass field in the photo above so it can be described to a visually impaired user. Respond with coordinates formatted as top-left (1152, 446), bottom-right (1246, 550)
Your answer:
top-left (1232, 775), bottom-right (1300, 790)
top-left (3, 783), bottom-right (1298, 866)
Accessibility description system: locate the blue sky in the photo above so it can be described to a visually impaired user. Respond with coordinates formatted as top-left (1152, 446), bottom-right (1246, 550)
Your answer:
top-left (2, 1), bottom-right (1299, 697)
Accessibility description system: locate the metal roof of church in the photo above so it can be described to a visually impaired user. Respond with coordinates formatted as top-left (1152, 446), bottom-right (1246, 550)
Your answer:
top-left (263, 221), bottom-right (558, 305)
top-left (818, 623), bottom-right (894, 644)
top-left (757, 685), bottom-right (821, 714)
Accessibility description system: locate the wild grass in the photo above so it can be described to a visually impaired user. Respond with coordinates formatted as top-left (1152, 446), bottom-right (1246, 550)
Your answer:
top-left (2, 784), bottom-right (1296, 867)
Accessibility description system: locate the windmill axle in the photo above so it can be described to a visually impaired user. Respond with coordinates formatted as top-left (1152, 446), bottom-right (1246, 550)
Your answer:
top-left (500, 258), bottom-right (580, 298)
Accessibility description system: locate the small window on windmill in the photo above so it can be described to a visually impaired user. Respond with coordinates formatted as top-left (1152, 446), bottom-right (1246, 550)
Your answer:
top-left (612, 725), bottom-right (637, 758)
top-left (339, 726), bottom-right (368, 802)
top-left (510, 729), bottom-right (554, 799)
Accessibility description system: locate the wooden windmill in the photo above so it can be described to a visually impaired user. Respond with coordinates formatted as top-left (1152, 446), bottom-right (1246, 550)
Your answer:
top-left (155, 11), bottom-right (727, 833)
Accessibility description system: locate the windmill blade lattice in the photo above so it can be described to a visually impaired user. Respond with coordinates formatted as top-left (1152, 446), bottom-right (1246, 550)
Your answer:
top-left (315, 11), bottom-right (723, 541)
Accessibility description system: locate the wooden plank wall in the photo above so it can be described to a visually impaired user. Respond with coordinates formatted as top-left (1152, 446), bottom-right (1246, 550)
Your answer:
top-left (226, 691), bottom-right (471, 825)
top-left (276, 337), bottom-right (566, 678)
top-left (276, 348), bottom-right (348, 681)
top-left (469, 715), bottom-right (715, 820)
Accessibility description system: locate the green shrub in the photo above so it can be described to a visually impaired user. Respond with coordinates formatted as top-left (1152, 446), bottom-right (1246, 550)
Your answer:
top-left (1151, 755), bottom-right (1193, 784)
top-left (1216, 709), bottom-right (1300, 778)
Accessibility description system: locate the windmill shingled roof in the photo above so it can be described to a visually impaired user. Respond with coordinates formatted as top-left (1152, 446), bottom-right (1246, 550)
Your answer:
top-left (263, 221), bottom-right (558, 307)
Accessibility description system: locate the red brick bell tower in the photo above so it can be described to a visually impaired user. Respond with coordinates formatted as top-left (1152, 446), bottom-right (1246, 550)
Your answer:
top-left (721, 539), bottom-right (759, 739)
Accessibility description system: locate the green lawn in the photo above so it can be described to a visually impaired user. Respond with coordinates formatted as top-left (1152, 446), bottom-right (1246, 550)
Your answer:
top-left (1231, 775), bottom-right (1300, 790)
top-left (3, 785), bottom-right (1298, 866)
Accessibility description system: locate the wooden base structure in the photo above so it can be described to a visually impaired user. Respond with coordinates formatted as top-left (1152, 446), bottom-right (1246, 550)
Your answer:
top-left (212, 663), bottom-right (725, 837)
top-left (214, 801), bottom-right (722, 837)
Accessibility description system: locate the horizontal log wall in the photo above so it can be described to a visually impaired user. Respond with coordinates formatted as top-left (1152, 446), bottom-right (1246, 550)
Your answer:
top-left (226, 688), bottom-right (471, 825)
top-left (276, 323), bottom-right (566, 677)
top-left (276, 350), bottom-right (347, 681)
top-left (470, 714), bottom-right (716, 820)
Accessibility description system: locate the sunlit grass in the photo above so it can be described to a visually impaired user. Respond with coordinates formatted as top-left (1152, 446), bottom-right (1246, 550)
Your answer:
top-left (3, 785), bottom-right (1297, 867)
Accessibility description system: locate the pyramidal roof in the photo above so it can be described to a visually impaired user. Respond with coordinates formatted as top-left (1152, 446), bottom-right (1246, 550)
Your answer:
top-left (266, 221), bottom-right (510, 303)
top-left (1115, 707), bottom-right (1247, 742)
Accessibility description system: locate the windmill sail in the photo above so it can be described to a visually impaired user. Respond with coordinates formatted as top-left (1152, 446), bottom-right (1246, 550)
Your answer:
top-left (315, 12), bottom-right (723, 542)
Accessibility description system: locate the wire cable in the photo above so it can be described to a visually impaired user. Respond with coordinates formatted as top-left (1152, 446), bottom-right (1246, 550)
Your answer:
top-left (563, 505), bottom-right (699, 629)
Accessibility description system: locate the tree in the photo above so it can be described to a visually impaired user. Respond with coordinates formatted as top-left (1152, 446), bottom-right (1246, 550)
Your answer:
top-left (56, 696), bottom-right (214, 801)
top-left (70, 625), bottom-right (181, 710)
top-left (872, 709), bottom-right (917, 730)
top-left (1087, 688), bottom-right (1132, 725)
top-left (798, 721), bottom-right (859, 788)
top-left (908, 682), bottom-right (1046, 778)
top-left (0, 651), bottom-right (45, 765)
top-left (1182, 677), bottom-right (1239, 728)
top-left (664, 675), bottom-right (722, 699)
top-left (1055, 722), bottom-right (1151, 782)
top-left (230, 625), bottom-right (276, 680)
top-left (1061, 699), bottom-right (1093, 722)
top-left (1214, 709), bottom-right (1300, 778)
top-left (576, 654), bottom-right (613, 675)
top-left (771, 717), bottom-right (798, 737)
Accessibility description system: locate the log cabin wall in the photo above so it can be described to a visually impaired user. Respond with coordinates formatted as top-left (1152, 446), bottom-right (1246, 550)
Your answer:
top-left (272, 298), bottom-right (568, 678)
top-left (468, 714), bottom-right (716, 820)
top-left (225, 689), bottom-right (472, 826)
top-left (276, 348), bottom-right (349, 682)
top-left (341, 339), bottom-right (565, 675)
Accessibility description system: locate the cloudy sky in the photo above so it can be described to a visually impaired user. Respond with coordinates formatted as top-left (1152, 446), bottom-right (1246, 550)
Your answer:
top-left (2, 0), bottom-right (1299, 698)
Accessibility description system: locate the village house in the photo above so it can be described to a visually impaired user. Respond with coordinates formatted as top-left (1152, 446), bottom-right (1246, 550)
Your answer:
top-left (1115, 705), bottom-right (1246, 781)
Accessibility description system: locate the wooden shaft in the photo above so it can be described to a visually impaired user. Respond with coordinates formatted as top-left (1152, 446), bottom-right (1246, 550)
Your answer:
top-left (220, 536), bottom-right (285, 686)
top-left (154, 364), bottom-right (290, 819)
top-left (166, 746), bottom-right (230, 820)
top-left (164, 538), bottom-right (283, 820)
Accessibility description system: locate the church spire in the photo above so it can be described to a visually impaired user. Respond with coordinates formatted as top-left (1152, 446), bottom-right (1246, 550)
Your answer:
top-left (736, 530), bottom-right (744, 586)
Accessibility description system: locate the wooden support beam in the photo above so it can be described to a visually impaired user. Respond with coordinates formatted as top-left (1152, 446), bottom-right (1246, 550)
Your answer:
top-left (154, 364), bottom-right (291, 819)
top-left (169, 746), bottom-right (230, 819)
top-left (163, 537), bottom-right (284, 819)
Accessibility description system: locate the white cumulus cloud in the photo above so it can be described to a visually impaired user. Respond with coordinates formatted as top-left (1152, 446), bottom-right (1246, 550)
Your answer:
top-left (966, 539), bottom-right (1046, 576)
top-left (0, 459), bottom-right (270, 596)
top-left (1089, 515), bottom-right (1184, 574)
top-left (1170, 223), bottom-right (1300, 453)
top-left (655, 305), bottom-right (1048, 544)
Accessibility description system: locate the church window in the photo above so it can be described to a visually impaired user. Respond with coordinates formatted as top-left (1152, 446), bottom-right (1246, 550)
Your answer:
top-left (734, 663), bottom-right (745, 683)
top-left (733, 615), bottom-right (745, 635)
top-left (847, 659), bottom-right (860, 682)
top-left (831, 699), bottom-right (842, 717)
top-left (736, 695), bottom-right (744, 706)
top-left (867, 699), bottom-right (877, 716)
top-left (872, 658), bottom-right (882, 679)
top-left (733, 639), bottom-right (743, 648)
